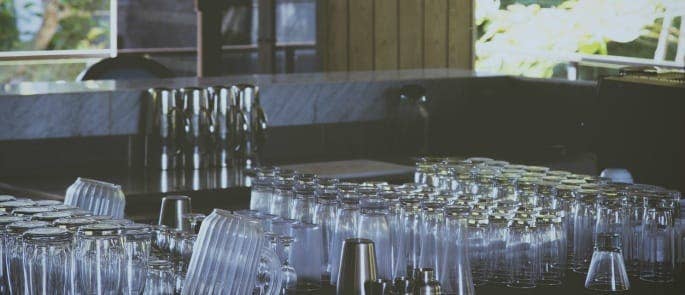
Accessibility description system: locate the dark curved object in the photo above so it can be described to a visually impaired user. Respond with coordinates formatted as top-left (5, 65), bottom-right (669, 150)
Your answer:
top-left (77, 56), bottom-right (174, 81)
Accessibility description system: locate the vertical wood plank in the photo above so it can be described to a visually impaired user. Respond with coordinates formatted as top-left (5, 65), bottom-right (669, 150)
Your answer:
top-left (424, 0), bottom-right (448, 68)
top-left (348, 0), bottom-right (374, 71)
top-left (374, 0), bottom-right (398, 70)
top-left (316, 0), bottom-right (328, 71)
top-left (448, 0), bottom-right (473, 69)
top-left (398, 0), bottom-right (424, 69)
top-left (326, 0), bottom-right (349, 71)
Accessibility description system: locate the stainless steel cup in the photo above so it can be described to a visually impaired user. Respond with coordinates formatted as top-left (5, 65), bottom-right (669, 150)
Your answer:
top-left (337, 238), bottom-right (378, 295)
top-left (412, 268), bottom-right (442, 295)
top-left (230, 84), bottom-right (267, 169)
top-left (158, 195), bottom-right (191, 231)
top-left (178, 87), bottom-right (214, 170)
top-left (144, 88), bottom-right (183, 170)
top-left (364, 278), bottom-right (392, 295)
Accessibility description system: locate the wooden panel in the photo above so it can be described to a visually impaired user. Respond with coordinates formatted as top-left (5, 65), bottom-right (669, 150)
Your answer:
top-left (374, 0), bottom-right (398, 70)
top-left (326, 0), bottom-right (349, 71)
top-left (398, 0), bottom-right (424, 69)
top-left (424, 0), bottom-right (448, 68)
top-left (348, 0), bottom-right (374, 71)
top-left (448, 0), bottom-right (473, 69)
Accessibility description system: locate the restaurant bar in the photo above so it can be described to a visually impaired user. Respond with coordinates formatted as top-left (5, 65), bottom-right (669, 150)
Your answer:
top-left (0, 0), bottom-right (683, 294)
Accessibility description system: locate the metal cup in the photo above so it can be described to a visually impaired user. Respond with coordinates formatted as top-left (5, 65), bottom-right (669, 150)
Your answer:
top-left (143, 88), bottom-right (183, 170)
top-left (364, 278), bottom-right (392, 295)
top-left (158, 195), bottom-right (191, 231)
top-left (412, 268), bottom-right (442, 295)
top-left (178, 87), bottom-right (214, 170)
top-left (337, 238), bottom-right (378, 295)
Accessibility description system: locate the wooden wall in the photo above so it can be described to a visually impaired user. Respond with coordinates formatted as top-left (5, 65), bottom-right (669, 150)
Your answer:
top-left (317, 0), bottom-right (474, 71)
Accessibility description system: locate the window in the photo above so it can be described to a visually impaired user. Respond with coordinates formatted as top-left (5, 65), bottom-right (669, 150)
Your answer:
top-left (475, 0), bottom-right (685, 80)
top-left (0, 0), bottom-right (115, 83)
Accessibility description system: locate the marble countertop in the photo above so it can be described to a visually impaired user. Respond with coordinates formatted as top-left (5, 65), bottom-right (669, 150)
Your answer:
top-left (0, 69), bottom-right (500, 96)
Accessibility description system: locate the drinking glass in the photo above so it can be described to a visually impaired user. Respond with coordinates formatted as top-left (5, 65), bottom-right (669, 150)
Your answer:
top-left (640, 204), bottom-right (675, 283)
top-left (64, 177), bottom-right (126, 218)
top-left (517, 177), bottom-right (540, 209)
top-left (289, 222), bottom-right (323, 292)
top-left (555, 184), bottom-right (577, 266)
top-left (573, 189), bottom-right (599, 274)
top-left (415, 157), bottom-right (441, 185)
top-left (250, 166), bottom-right (278, 213)
top-left (487, 213), bottom-right (510, 285)
top-left (506, 219), bottom-right (538, 289)
top-left (73, 223), bottom-right (125, 294)
top-left (311, 191), bottom-right (338, 281)
top-left (182, 213), bottom-right (206, 234)
top-left (536, 214), bottom-right (565, 286)
top-left (31, 211), bottom-right (73, 222)
top-left (329, 195), bottom-right (359, 285)
top-left (418, 201), bottom-right (444, 280)
top-left (441, 206), bottom-right (475, 295)
top-left (4, 220), bottom-right (50, 295)
top-left (357, 198), bottom-right (393, 280)
top-left (122, 223), bottom-right (152, 295)
top-left (584, 233), bottom-right (630, 292)
top-left (467, 216), bottom-right (490, 287)
top-left (279, 236), bottom-right (298, 293)
top-left (294, 173), bottom-right (319, 190)
top-left (11, 206), bottom-right (54, 217)
top-left (143, 260), bottom-right (175, 295)
top-left (53, 217), bottom-right (98, 233)
top-left (0, 216), bottom-right (28, 294)
top-left (270, 177), bottom-right (296, 218)
top-left (21, 227), bottom-right (73, 294)
top-left (399, 197), bottom-right (422, 278)
top-left (0, 200), bottom-right (36, 214)
top-left (291, 186), bottom-right (316, 223)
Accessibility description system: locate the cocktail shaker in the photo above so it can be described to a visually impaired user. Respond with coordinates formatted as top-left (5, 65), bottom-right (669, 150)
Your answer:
top-left (231, 84), bottom-right (267, 169)
top-left (143, 88), bottom-right (184, 170)
top-left (337, 238), bottom-right (378, 295)
top-left (412, 268), bottom-right (442, 295)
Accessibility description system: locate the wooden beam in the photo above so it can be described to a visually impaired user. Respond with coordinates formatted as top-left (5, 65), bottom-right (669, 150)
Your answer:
top-left (424, 0), bottom-right (448, 68)
top-left (326, 0), bottom-right (349, 71)
top-left (448, 0), bottom-right (473, 69)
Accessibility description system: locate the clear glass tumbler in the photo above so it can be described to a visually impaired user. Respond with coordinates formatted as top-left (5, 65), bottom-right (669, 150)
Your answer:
top-left (122, 223), bottom-right (152, 295)
top-left (329, 195), bottom-right (359, 285)
top-left (270, 177), bottom-right (296, 218)
top-left (290, 222), bottom-right (323, 292)
top-left (536, 214), bottom-right (565, 286)
top-left (73, 223), bottom-right (125, 294)
top-left (573, 189), bottom-right (599, 274)
top-left (250, 166), bottom-right (278, 213)
top-left (467, 216), bottom-right (490, 287)
top-left (357, 198), bottom-right (393, 280)
top-left (4, 220), bottom-right (50, 295)
top-left (311, 191), bottom-right (338, 282)
top-left (585, 233), bottom-right (630, 292)
top-left (506, 219), bottom-right (539, 289)
top-left (21, 227), bottom-right (73, 294)
top-left (640, 204), bottom-right (675, 283)
top-left (0, 216), bottom-right (28, 294)
top-left (291, 186), bottom-right (317, 223)
top-left (143, 260), bottom-right (175, 295)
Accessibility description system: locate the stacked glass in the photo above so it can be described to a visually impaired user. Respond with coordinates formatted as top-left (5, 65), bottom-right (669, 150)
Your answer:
top-left (248, 156), bottom-right (682, 292)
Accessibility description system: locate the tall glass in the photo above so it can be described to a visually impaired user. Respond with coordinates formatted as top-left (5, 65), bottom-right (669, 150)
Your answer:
top-left (466, 216), bottom-right (490, 287)
top-left (506, 219), bottom-right (538, 289)
top-left (0, 216), bottom-right (28, 294)
top-left (640, 204), bottom-right (675, 283)
top-left (399, 197), bottom-right (422, 278)
top-left (488, 214), bottom-right (510, 285)
top-left (357, 198), bottom-right (393, 280)
top-left (270, 177), bottom-right (296, 218)
top-left (290, 222), bottom-right (323, 292)
top-left (250, 166), bottom-right (278, 213)
top-left (585, 233), bottom-right (630, 292)
top-left (291, 186), bottom-right (317, 223)
top-left (573, 189), bottom-right (599, 274)
top-left (73, 224), bottom-right (125, 294)
top-left (441, 206), bottom-right (475, 295)
top-left (4, 220), bottom-right (50, 295)
top-left (122, 224), bottom-right (152, 295)
top-left (21, 227), bottom-right (73, 294)
top-left (418, 201), bottom-right (444, 280)
top-left (311, 191), bottom-right (338, 282)
top-left (536, 214), bottom-right (565, 286)
top-left (329, 194), bottom-right (359, 285)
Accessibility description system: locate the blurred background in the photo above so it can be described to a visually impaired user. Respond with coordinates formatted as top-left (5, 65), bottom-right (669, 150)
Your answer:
top-left (0, 0), bottom-right (683, 84)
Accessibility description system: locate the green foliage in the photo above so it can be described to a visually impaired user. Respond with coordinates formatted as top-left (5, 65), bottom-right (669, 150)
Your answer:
top-left (0, 0), bottom-right (20, 50)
